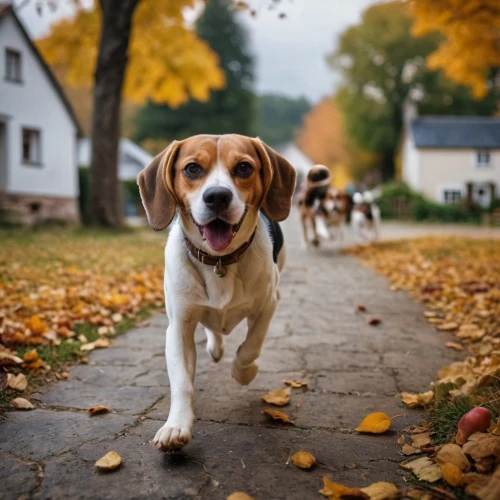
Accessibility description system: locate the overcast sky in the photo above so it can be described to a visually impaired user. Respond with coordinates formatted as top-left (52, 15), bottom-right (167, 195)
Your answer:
top-left (15, 0), bottom-right (377, 104)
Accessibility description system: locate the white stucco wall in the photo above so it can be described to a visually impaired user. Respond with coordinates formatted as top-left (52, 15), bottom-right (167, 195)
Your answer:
top-left (418, 148), bottom-right (500, 202)
top-left (0, 12), bottom-right (78, 198)
top-left (401, 131), bottom-right (420, 191)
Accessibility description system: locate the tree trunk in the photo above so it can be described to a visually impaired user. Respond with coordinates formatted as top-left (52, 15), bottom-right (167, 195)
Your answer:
top-left (86, 0), bottom-right (140, 227)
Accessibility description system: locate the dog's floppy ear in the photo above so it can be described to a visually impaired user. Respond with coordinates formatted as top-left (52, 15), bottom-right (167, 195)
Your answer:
top-left (252, 138), bottom-right (296, 221)
top-left (137, 141), bottom-right (180, 231)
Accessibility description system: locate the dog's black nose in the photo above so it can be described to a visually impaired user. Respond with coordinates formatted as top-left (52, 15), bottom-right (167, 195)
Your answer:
top-left (203, 186), bottom-right (233, 212)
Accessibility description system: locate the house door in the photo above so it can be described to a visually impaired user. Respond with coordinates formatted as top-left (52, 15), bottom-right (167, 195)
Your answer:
top-left (471, 182), bottom-right (493, 208)
top-left (0, 122), bottom-right (7, 190)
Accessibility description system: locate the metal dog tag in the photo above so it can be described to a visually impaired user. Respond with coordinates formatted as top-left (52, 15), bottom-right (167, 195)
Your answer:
top-left (214, 260), bottom-right (227, 278)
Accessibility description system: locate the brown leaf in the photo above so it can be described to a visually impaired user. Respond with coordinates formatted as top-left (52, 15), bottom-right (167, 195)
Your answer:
top-left (445, 341), bottom-right (464, 351)
top-left (0, 371), bottom-right (7, 390)
top-left (283, 379), bottom-right (308, 388)
top-left (357, 304), bottom-right (367, 312)
top-left (88, 405), bottom-right (112, 416)
top-left (226, 493), bottom-right (255, 500)
top-left (435, 443), bottom-right (471, 471)
top-left (263, 409), bottom-right (293, 424)
top-left (437, 322), bottom-right (458, 331)
top-left (290, 450), bottom-right (316, 469)
top-left (397, 435), bottom-right (405, 446)
top-left (401, 444), bottom-right (422, 456)
top-left (7, 373), bottom-right (28, 391)
top-left (319, 476), bottom-right (369, 499)
top-left (476, 465), bottom-right (500, 500)
top-left (23, 349), bottom-right (39, 363)
top-left (440, 463), bottom-right (464, 487)
top-left (260, 387), bottom-right (291, 406)
top-left (411, 431), bottom-right (432, 449)
top-left (11, 397), bottom-right (34, 410)
top-left (491, 418), bottom-right (500, 436)
top-left (462, 433), bottom-right (500, 473)
top-left (368, 316), bottom-right (382, 326)
top-left (400, 391), bottom-right (433, 408)
top-left (355, 412), bottom-right (391, 434)
top-left (401, 457), bottom-right (442, 482)
top-left (95, 451), bottom-right (122, 470)
top-left (360, 482), bottom-right (400, 500)
top-left (0, 351), bottom-right (23, 365)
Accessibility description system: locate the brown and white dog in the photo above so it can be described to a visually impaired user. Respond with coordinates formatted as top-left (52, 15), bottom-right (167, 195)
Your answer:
top-left (138, 134), bottom-right (296, 451)
top-left (319, 188), bottom-right (350, 245)
top-left (297, 164), bottom-right (331, 246)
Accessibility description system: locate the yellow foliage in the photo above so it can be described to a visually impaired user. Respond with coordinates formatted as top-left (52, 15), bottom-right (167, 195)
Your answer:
top-left (36, 0), bottom-right (225, 106)
top-left (408, 0), bottom-right (500, 98)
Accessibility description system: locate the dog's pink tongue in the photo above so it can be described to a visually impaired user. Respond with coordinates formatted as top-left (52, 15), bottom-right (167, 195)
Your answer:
top-left (202, 220), bottom-right (233, 251)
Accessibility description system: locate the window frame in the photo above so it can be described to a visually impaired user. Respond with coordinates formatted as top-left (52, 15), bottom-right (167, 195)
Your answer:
top-left (476, 149), bottom-right (491, 167)
top-left (21, 128), bottom-right (42, 167)
top-left (442, 189), bottom-right (462, 205)
top-left (5, 48), bottom-right (22, 84)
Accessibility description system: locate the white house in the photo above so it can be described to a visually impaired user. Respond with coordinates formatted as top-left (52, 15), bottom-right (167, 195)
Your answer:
top-left (77, 137), bottom-right (153, 182)
top-left (0, 3), bottom-right (82, 225)
top-left (275, 142), bottom-right (314, 197)
top-left (401, 102), bottom-right (500, 208)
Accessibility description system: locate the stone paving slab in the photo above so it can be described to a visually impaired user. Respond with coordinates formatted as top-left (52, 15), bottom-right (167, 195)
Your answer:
top-left (0, 210), bottom-right (461, 499)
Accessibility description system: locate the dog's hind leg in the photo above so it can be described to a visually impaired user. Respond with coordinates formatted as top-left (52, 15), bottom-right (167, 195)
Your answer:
top-left (205, 328), bottom-right (224, 362)
top-left (232, 301), bottom-right (277, 386)
top-left (153, 318), bottom-right (197, 451)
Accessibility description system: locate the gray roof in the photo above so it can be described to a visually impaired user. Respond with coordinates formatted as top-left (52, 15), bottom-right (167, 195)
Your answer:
top-left (411, 116), bottom-right (500, 149)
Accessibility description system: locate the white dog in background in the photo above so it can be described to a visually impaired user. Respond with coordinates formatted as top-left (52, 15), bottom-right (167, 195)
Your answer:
top-left (351, 191), bottom-right (380, 243)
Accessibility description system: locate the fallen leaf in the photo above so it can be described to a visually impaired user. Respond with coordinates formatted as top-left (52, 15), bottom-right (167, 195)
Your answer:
top-left (260, 387), bottom-right (291, 406)
top-left (290, 450), bottom-right (316, 469)
top-left (435, 443), bottom-right (471, 471)
top-left (97, 326), bottom-right (109, 335)
top-left (111, 313), bottom-right (123, 323)
top-left (397, 435), bottom-right (405, 446)
top-left (400, 391), bottom-right (433, 408)
top-left (95, 451), bottom-right (122, 471)
top-left (401, 444), bottom-right (422, 456)
top-left (263, 409), bottom-right (293, 424)
top-left (491, 418), bottom-right (500, 436)
top-left (0, 371), bottom-right (7, 390)
top-left (368, 316), bottom-right (382, 326)
top-left (355, 412), bottom-right (391, 434)
top-left (446, 341), bottom-right (464, 351)
top-left (88, 405), bottom-right (111, 416)
top-left (476, 465), bottom-right (500, 500)
top-left (401, 456), bottom-right (442, 482)
top-left (462, 433), bottom-right (500, 473)
top-left (411, 431), bottom-right (432, 449)
top-left (360, 482), bottom-right (399, 500)
top-left (7, 373), bottom-right (28, 391)
top-left (23, 349), bottom-right (39, 362)
top-left (357, 304), bottom-right (367, 312)
top-left (227, 493), bottom-right (255, 500)
top-left (424, 311), bottom-right (438, 318)
top-left (94, 337), bottom-right (110, 348)
top-left (11, 397), bottom-right (34, 410)
top-left (77, 334), bottom-right (88, 343)
top-left (80, 342), bottom-right (96, 352)
top-left (0, 351), bottom-right (23, 364)
top-left (438, 322), bottom-right (458, 331)
top-left (440, 463), bottom-right (464, 487)
top-left (319, 476), bottom-right (369, 499)
top-left (283, 379), bottom-right (308, 388)
top-left (464, 472), bottom-right (492, 497)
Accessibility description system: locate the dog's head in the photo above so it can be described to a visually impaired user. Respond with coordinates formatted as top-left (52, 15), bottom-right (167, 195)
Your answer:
top-left (137, 134), bottom-right (296, 253)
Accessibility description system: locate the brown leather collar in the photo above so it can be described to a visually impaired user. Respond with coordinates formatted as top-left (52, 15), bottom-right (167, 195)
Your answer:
top-left (184, 230), bottom-right (256, 277)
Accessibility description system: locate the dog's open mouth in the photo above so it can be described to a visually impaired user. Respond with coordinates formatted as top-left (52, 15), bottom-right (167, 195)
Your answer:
top-left (191, 208), bottom-right (248, 252)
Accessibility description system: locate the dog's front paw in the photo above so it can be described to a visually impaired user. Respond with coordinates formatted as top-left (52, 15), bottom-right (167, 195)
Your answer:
top-left (152, 423), bottom-right (192, 451)
top-left (232, 360), bottom-right (258, 385)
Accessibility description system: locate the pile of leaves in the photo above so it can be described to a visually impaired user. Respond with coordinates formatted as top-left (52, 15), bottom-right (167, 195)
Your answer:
top-left (0, 228), bottom-right (165, 407)
top-left (346, 237), bottom-right (500, 496)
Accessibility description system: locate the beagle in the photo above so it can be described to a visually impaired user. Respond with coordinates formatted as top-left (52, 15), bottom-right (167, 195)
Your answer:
top-left (351, 191), bottom-right (380, 242)
top-left (320, 188), bottom-right (350, 245)
top-left (138, 134), bottom-right (296, 451)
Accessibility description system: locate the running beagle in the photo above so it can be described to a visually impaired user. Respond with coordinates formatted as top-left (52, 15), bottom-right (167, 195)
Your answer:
top-left (138, 134), bottom-right (296, 451)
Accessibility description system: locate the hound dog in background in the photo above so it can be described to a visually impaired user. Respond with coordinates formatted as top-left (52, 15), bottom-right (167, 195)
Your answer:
top-left (319, 188), bottom-right (350, 245)
top-left (138, 134), bottom-right (296, 451)
top-left (297, 164), bottom-right (331, 246)
top-left (351, 191), bottom-right (381, 242)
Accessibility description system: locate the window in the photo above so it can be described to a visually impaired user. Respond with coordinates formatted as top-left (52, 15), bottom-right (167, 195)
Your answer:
top-left (443, 189), bottom-right (461, 205)
top-left (22, 129), bottom-right (41, 165)
top-left (476, 150), bottom-right (491, 167)
top-left (5, 49), bottom-right (22, 82)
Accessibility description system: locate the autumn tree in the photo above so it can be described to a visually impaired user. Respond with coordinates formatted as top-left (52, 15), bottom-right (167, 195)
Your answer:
top-left (36, 0), bottom-right (225, 227)
top-left (408, 0), bottom-right (500, 99)
top-left (330, 1), bottom-right (498, 181)
top-left (135, 0), bottom-right (254, 143)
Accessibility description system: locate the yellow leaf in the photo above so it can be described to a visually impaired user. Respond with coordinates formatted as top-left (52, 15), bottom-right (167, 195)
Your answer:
top-left (435, 444), bottom-right (470, 471)
top-left (260, 387), bottom-right (291, 407)
top-left (227, 493), bottom-right (254, 500)
top-left (360, 482), bottom-right (400, 500)
top-left (88, 405), bottom-right (112, 416)
top-left (400, 391), bottom-right (433, 408)
top-left (283, 379), bottom-right (308, 388)
top-left (23, 349), bottom-right (39, 363)
top-left (95, 451), bottom-right (122, 470)
top-left (319, 476), bottom-right (368, 499)
top-left (445, 342), bottom-right (463, 351)
top-left (440, 463), bottom-right (464, 487)
top-left (263, 409), bottom-right (293, 424)
top-left (290, 450), bottom-right (316, 469)
top-left (355, 412), bottom-right (391, 434)
top-left (7, 373), bottom-right (28, 391)
top-left (11, 397), bottom-right (34, 410)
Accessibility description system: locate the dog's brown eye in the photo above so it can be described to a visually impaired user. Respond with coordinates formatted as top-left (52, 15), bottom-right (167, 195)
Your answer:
top-left (184, 163), bottom-right (204, 178)
top-left (234, 162), bottom-right (253, 178)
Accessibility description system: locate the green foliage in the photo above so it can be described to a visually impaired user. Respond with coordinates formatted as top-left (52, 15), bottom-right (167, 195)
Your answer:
top-left (330, 1), bottom-right (499, 181)
top-left (255, 94), bottom-right (311, 146)
top-left (135, 0), bottom-right (255, 141)
top-left (379, 182), bottom-right (484, 223)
